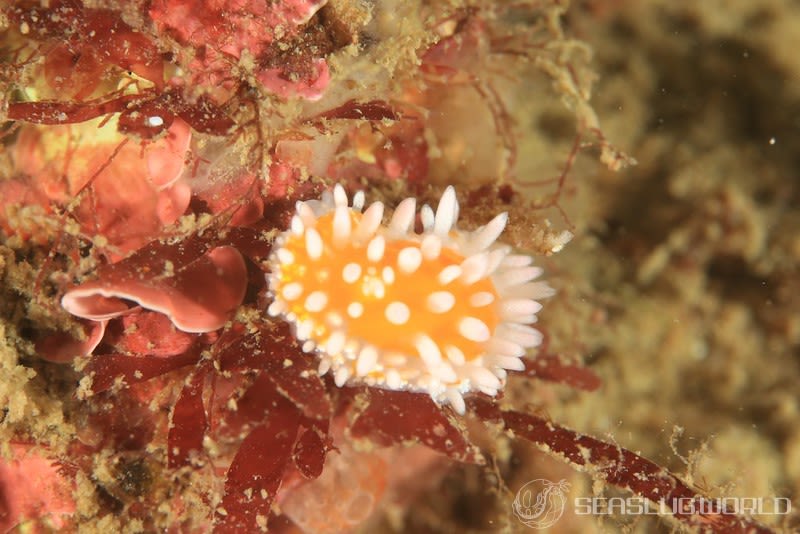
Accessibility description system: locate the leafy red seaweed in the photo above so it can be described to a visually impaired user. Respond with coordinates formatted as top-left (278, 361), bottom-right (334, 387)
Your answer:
top-left (8, 89), bottom-right (234, 137)
top-left (7, 2), bottom-right (164, 86)
top-left (217, 321), bottom-right (332, 420)
top-left (7, 94), bottom-right (148, 125)
top-left (523, 353), bottom-right (602, 392)
top-left (103, 311), bottom-right (197, 358)
top-left (215, 383), bottom-right (301, 533)
top-left (84, 349), bottom-right (200, 394)
top-left (349, 388), bottom-right (483, 464)
top-left (168, 364), bottom-right (209, 468)
top-left (469, 398), bottom-right (774, 533)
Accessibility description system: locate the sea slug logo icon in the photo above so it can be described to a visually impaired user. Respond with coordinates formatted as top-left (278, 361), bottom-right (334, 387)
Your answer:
top-left (513, 478), bottom-right (570, 529)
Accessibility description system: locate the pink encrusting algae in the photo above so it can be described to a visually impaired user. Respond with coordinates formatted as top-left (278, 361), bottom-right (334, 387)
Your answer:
top-left (4, 117), bottom-right (192, 255)
top-left (0, 444), bottom-right (76, 531)
top-left (149, 0), bottom-right (331, 100)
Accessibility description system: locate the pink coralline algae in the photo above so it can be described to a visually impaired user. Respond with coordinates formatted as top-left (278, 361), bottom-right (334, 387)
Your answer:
top-left (5, 117), bottom-right (192, 255)
top-left (149, 0), bottom-right (331, 100)
top-left (0, 444), bottom-right (76, 531)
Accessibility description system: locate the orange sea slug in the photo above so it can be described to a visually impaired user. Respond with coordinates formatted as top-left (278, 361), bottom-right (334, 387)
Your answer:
top-left (266, 186), bottom-right (553, 413)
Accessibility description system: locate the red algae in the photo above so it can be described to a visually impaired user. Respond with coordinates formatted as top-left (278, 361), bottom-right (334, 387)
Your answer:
top-left (0, 444), bottom-right (76, 531)
top-left (8, 117), bottom-right (192, 255)
top-left (149, 0), bottom-right (331, 100)
top-left (0, 1), bottom-right (790, 533)
top-left (61, 245), bottom-right (248, 333)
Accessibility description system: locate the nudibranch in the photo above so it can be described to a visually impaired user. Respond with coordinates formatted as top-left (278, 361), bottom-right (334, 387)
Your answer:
top-left (266, 185), bottom-right (554, 414)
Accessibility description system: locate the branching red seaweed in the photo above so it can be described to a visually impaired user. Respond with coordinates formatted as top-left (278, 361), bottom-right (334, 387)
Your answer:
top-left (469, 398), bottom-right (775, 534)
